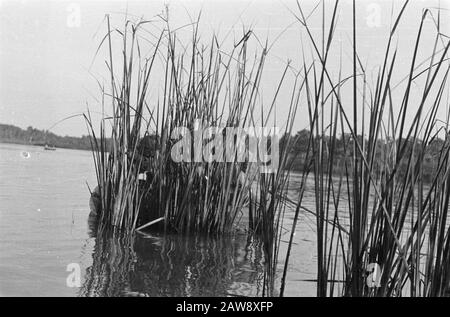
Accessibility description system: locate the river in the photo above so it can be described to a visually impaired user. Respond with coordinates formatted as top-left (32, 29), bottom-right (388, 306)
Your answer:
top-left (0, 142), bottom-right (317, 296)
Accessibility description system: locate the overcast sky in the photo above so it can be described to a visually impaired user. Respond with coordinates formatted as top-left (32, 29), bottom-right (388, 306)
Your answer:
top-left (0, 0), bottom-right (448, 137)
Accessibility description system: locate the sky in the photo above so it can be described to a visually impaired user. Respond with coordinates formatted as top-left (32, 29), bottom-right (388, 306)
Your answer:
top-left (0, 0), bottom-right (448, 137)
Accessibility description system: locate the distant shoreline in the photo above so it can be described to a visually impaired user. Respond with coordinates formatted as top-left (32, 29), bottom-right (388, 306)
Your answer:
top-left (0, 123), bottom-right (109, 151)
top-left (0, 139), bottom-right (92, 151)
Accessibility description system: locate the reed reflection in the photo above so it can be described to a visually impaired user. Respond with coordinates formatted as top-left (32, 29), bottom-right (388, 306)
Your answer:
top-left (81, 222), bottom-right (266, 297)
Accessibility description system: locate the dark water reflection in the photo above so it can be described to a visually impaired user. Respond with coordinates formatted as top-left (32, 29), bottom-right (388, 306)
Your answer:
top-left (80, 228), bottom-right (266, 297)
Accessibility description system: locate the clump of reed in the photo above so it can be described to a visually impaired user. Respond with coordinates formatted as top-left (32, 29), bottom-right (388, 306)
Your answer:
top-left (83, 13), bottom-right (300, 297)
top-left (281, 0), bottom-right (450, 297)
top-left (84, 10), bottom-right (295, 272)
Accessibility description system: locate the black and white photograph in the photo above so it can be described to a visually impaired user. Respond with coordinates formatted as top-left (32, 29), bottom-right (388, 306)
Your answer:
top-left (0, 0), bottom-right (449, 300)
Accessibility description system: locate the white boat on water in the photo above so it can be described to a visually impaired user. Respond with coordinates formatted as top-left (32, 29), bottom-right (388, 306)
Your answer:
top-left (44, 144), bottom-right (56, 151)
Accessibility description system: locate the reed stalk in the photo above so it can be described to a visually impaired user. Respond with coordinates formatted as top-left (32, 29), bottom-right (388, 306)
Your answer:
top-left (280, 0), bottom-right (450, 297)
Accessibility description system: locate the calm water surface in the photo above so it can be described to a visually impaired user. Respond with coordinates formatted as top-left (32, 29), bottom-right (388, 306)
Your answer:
top-left (0, 143), bottom-right (317, 296)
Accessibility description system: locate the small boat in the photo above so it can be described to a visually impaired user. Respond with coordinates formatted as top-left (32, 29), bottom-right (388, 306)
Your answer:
top-left (44, 144), bottom-right (56, 151)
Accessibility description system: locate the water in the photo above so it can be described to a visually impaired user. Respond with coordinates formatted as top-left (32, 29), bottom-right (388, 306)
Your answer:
top-left (3, 142), bottom-right (444, 297)
top-left (0, 143), bottom-right (96, 296)
top-left (0, 143), bottom-right (317, 296)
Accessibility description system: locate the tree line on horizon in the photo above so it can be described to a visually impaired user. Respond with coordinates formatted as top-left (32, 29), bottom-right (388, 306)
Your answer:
top-left (0, 123), bottom-right (111, 151)
top-left (280, 129), bottom-right (446, 182)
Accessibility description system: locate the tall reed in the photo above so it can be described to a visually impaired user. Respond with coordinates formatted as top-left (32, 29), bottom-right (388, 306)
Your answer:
top-left (281, 0), bottom-right (450, 297)
top-left (84, 13), bottom-right (298, 296)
